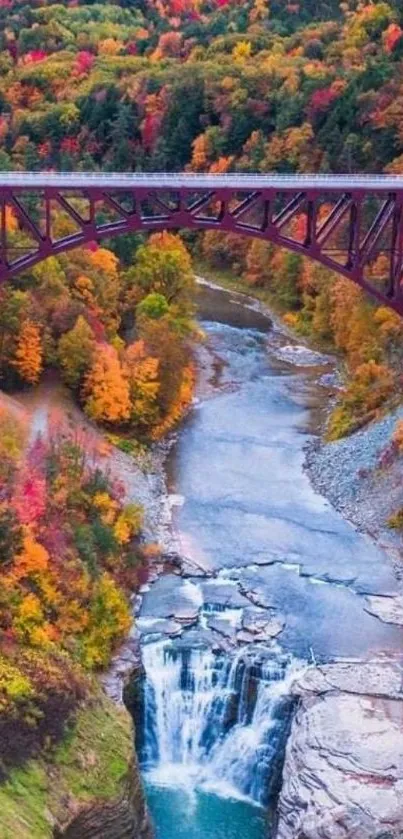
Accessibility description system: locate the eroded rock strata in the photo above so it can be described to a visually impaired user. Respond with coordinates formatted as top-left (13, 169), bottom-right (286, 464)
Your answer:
top-left (275, 661), bottom-right (403, 839)
top-left (54, 757), bottom-right (153, 839)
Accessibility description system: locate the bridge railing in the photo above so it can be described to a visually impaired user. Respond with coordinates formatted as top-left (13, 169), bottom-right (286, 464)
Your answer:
top-left (0, 171), bottom-right (403, 188)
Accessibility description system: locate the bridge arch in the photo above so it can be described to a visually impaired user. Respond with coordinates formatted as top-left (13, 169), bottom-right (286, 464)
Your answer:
top-left (1, 172), bottom-right (403, 315)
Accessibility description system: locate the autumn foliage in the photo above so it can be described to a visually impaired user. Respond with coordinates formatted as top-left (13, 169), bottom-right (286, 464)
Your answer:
top-left (84, 345), bottom-right (131, 424)
top-left (0, 0), bottom-right (403, 785)
top-left (0, 144), bottom-right (195, 775)
top-left (0, 411), bottom-right (154, 770)
top-left (0, 0), bottom-right (402, 447)
top-left (12, 321), bottom-right (43, 385)
top-left (0, 205), bottom-right (196, 436)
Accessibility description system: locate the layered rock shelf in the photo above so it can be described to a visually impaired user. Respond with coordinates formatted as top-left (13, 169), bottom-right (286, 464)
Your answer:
top-left (276, 661), bottom-right (403, 839)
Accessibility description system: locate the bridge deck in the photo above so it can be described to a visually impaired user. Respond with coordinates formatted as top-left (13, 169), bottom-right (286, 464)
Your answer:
top-left (1, 170), bottom-right (403, 315)
top-left (1, 172), bottom-right (403, 191)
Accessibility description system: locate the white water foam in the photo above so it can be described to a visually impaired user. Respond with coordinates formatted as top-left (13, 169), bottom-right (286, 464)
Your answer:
top-left (141, 641), bottom-right (305, 805)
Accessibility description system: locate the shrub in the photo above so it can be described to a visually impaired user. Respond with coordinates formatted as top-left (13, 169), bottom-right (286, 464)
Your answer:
top-left (0, 648), bottom-right (88, 774)
top-left (388, 508), bottom-right (403, 529)
top-left (327, 361), bottom-right (394, 440)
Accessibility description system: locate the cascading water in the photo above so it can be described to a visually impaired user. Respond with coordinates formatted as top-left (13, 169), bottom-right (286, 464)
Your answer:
top-left (207, 656), bottom-right (297, 803)
top-left (140, 640), bottom-right (300, 806)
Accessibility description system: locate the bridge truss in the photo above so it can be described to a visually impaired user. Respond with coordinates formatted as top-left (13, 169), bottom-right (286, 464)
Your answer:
top-left (1, 172), bottom-right (403, 313)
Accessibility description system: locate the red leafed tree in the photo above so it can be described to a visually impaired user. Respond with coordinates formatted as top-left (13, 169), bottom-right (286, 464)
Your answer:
top-left (74, 51), bottom-right (95, 75)
top-left (384, 23), bottom-right (403, 53)
top-left (170, 0), bottom-right (194, 14)
top-left (60, 137), bottom-right (79, 155)
top-left (309, 86), bottom-right (340, 117)
top-left (13, 472), bottom-right (47, 526)
top-left (25, 50), bottom-right (47, 64)
top-left (141, 112), bottom-right (164, 152)
top-left (156, 31), bottom-right (183, 58)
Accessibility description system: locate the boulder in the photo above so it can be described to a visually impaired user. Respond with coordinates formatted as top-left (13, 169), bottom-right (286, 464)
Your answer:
top-left (140, 575), bottom-right (202, 624)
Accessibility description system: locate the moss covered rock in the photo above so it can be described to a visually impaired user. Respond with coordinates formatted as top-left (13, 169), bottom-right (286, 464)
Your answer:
top-left (0, 693), bottom-right (153, 839)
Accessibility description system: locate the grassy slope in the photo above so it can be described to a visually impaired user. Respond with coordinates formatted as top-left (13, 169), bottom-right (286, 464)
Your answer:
top-left (0, 695), bottom-right (133, 839)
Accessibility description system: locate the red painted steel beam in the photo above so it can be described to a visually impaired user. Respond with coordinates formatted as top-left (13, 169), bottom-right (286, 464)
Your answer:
top-left (0, 176), bottom-right (403, 315)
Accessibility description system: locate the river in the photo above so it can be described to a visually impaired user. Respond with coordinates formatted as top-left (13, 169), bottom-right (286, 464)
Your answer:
top-left (137, 283), bottom-right (403, 839)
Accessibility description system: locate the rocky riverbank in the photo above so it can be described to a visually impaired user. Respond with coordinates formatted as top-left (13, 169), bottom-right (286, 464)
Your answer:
top-left (276, 659), bottom-right (403, 839)
top-left (198, 276), bottom-right (403, 557)
top-left (303, 352), bottom-right (403, 628)
top-left (305, 405), bottom-right (403, 555)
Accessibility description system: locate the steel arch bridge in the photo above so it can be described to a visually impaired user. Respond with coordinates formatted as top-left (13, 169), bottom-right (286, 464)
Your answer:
top-left (3, 172), bottom-right (403, 314)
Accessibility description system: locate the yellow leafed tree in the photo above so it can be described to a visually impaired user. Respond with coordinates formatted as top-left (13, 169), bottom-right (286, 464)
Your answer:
top-left (124, 340), bottom-right (160, 428)
top-left (232, 41), bottom-right (252, 64)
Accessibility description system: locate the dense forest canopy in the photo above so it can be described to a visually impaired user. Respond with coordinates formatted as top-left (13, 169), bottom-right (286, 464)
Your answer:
top-left (0, 0), bottom-right (403, 175)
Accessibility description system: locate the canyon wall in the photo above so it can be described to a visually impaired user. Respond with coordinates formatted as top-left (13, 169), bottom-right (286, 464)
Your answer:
top-left (55, 755), bottom-right (152, 839)
top-left (275, 661), bottom-right (403, 839)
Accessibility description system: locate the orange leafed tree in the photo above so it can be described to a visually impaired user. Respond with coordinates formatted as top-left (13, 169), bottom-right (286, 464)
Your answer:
top-left (12, 320), bottom-right (43, 384)
top-left (83, 344), bottom-right (131, 424)
top-left (330, 278), bottom-right (380, 369)
top-left (98, 38), bottom-right (123, 55)
top-left (191, 133), bottom-right (210, 170)
top-left (209, 155), bottom-right (234, 174)
top-left (13, 534), bottom-right (49, 581)
top-left (89, 248), bottom-right (119, 277)
top-left (5, 206), bottom-right (18, 234)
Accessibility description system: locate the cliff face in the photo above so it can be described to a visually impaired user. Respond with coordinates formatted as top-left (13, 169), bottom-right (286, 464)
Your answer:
top-left (52, 695), bottom-right (154, 839)
top-left (55, 756), bottom-right (152, 839)
top-left (275, 661), bottom-right (403, 839)
top-left (0, 693), bottom-right (153, 839)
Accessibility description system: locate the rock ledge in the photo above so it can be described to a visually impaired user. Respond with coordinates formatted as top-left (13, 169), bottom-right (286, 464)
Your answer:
top-left (276, 660), bottom-right (403, 839)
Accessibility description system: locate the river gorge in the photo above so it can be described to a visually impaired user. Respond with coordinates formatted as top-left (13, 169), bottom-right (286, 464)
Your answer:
top-left (129, 283), bottom-right (403, 839)
top-left (7, 282), bottom-right (403, 839)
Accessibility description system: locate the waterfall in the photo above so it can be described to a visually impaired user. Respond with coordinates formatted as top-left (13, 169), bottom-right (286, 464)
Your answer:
top-left (141, 640), bottom-right (301, 804)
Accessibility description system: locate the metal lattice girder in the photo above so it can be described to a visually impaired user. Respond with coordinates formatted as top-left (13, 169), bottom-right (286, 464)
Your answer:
top-left (2, 172), bottom-right (403, 314)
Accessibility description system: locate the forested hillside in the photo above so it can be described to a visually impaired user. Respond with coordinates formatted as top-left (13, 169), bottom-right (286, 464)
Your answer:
top-left (2, 0), bottom-right (403, 176)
